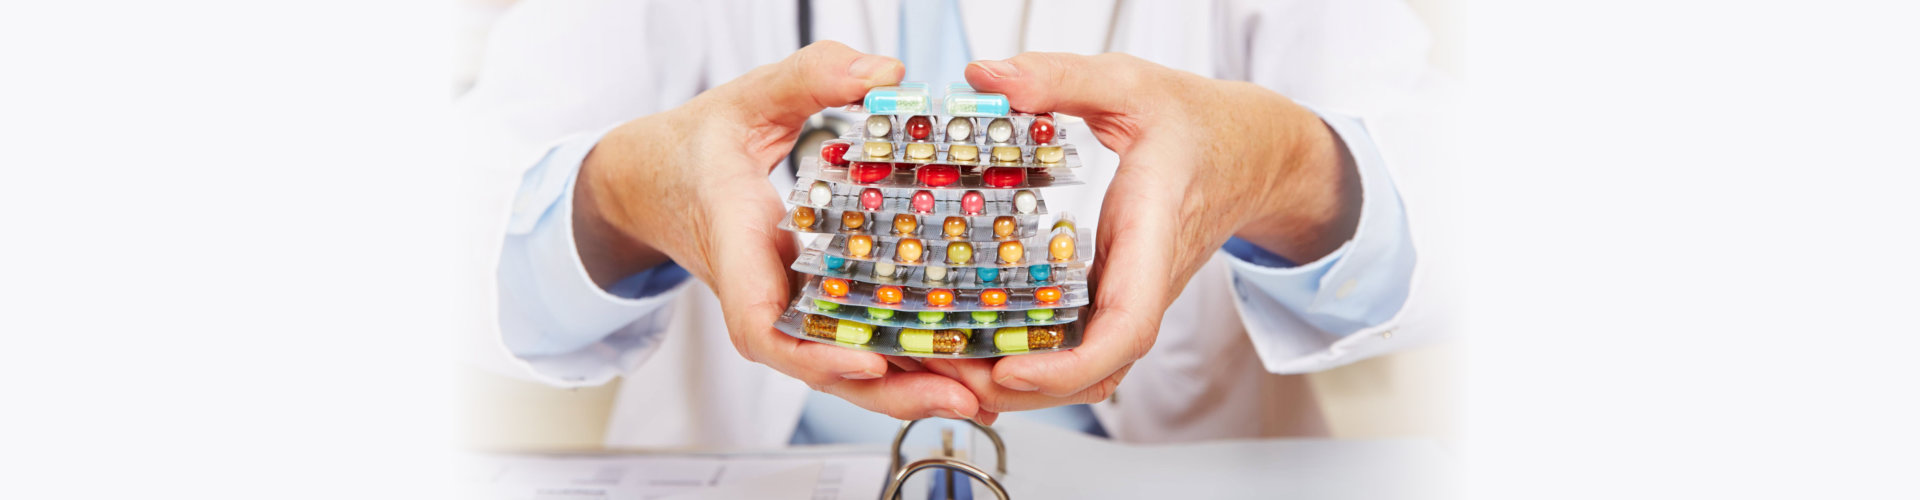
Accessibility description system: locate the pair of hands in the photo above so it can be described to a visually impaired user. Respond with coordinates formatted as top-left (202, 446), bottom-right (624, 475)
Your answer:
top-left (574, 42), bottom-right (1359, 423)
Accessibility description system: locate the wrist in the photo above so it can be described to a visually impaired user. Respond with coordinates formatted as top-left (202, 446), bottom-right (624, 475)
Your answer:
top-left (1234, 98), bottom-right (1362, 264)
top-left (575, 119), bottom-right (672, 288)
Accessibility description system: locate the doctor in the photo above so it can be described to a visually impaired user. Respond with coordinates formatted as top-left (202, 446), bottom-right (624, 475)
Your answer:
top-left (458, 0), bottom-right (1440, 448)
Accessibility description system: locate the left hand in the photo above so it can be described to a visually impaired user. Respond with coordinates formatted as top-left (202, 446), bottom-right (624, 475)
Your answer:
top-left (923, 53), bottom-right (1363, 416)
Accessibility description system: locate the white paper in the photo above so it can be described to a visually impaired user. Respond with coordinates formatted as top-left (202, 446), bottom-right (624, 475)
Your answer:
top-left (460, 450), bottom-right (888, 500)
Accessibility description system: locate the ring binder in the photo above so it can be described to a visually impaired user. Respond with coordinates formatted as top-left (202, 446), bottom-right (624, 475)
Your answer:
top-left (880, 419), bottom-right (1012, 500)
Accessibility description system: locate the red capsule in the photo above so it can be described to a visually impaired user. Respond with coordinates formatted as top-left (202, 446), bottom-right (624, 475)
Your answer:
top-left (917, 164), bottom-right (959, 187)
top-left (1029, 114), bottom-right (1055, 144)
top-left (860, 188), bottom-right (884, 210)
top-left (911, 190), bottom-right (936, 213)
top-left (820, 141), bottom-right (851, 166)
top-left (850, 162), bottom-right (892, 184)
top-left (960, 190), bottom-right (986, 215)
top-left (905, 115), bottom-right (932, 141)
top-left (982, 167), bottom-right (1026, 188)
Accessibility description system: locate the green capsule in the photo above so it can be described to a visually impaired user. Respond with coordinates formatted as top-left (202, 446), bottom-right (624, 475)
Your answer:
top-left (814, 299), bottom-right (840, 312)
top-left (1025, 308), bottom-right (1055, 321)
top-left (971, 310), bottom-right (999, 324)
top-left (918, 311), bottom-right (946, 325)
top-left (866, 307), bottom-right (895, 320)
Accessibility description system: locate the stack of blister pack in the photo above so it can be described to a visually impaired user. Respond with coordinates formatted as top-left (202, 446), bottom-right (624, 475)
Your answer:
top-left (773, 83), bottom-right (1094, 358)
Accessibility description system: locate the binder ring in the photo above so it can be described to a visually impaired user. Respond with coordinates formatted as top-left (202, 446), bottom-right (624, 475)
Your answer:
top-left (878, 457), bottom-right (1011, 500)
top-left (887, 418), bottom-right (1007, 476)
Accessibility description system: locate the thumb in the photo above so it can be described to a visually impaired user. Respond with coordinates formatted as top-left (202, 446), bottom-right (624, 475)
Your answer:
top-left (963, 52), bottom-right (1160, 119)
top-left (732, 41), bottom-right (903, 127)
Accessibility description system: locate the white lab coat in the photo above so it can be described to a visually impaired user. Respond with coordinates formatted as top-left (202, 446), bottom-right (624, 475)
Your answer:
top-left (454, 0), bottom-right (1447, 449)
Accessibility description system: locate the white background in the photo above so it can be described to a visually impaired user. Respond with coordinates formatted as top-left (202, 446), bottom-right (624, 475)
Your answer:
top-left (2, 0), bottom-right (1917, 498)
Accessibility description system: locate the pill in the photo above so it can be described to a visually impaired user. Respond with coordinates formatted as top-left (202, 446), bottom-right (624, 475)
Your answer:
top-left (822, 278), bottom-right (850, 297)
top-left (994, 325), bottom-right (1063, 352)
top-left (906, 115), bottom-right (932, 140)
top-left (946, 117), bottom-right (973, 142)
top-left (925, 265), bottom-right (949, 282)
top-left (926, 288), bottom-right (955, 307)
top-left (803, 314), bottom-right (874, 345)
top-left (961, 190), bottom-right (985, 215)
top-left (892, 214), bottom-right (917, 235)
top-left (994, 241), bottom-right (1021, 264)
top-left (991, 146), bottom-right (1021, 163)
top-left (792, 206), bottom-right (817, 229)
top-left (867, 307), bottom-right (895, 320)
top-left (841, 210), bottom-right (865, 230)
top-left (1013, 190), bottom-right (1037, 214)
top-left (895, 238), bottom-right (924, 263)
top-left (918, 311), bottom-right (945, 324)
top-left (873, 261), bottom-right (897, 277)
top-left (976, 266), bottom-right (999, 283)
top-left (911, 190), bottom-right (936, 213)
top-left (813, 299), bottom-right (840, 312)
top-left (860, 188), bottom-right (884, 210)
top-left (847, 235), bottom-right (873, 258)
top-left (899, 328), bottom-right (969, 354)
top-left (875, 285), bottom-right (903, 304)
top-left (971, 310), bottom-right (999, 324)
top-left (1035, 146), bottom-right (1063, 164)
top-left (821, 141), bottom-right (851, 166)
top-left (1026, 308), bottom-right (1055, 321)
top-left (808, 181), bottom-right (832, 206)
top-left (864, 141), bottom-right (893, 160)
top-left (917, 164), bottom-right (958, 187)
top-left (866, 115), bottom-right (891, 138)
top-left (979, 288), bottom-right (1009, 306)
top-left (1029, 114), bottom-right (1055, 144)
top-left (982, 166), bottom-right (1026, 188)
top-left (943, 217), bottom-right (968, 238)
top-left (906, 142), bottom-right (936, 160)
top-left (851, 162), bottom-right (892, 183)
top-left (947, 242), bottom-right (974, 265)
top-left (987, 117), bottom-right (1014, 144)
top-left (948, 144), bottom-right (979, 162)
top-left (824, 254), bottom-right (846, 270)
top-left (1027, 264), bottom-right (1051, 282)
top-left (1049, 232), bottom-right (1075, 262)
top-left (1034, 286), bottom-right (1062, 304)
top-left (1051, 217), bottom-right (1074, 233)
top-left (992, 216), bottom-right (1017, 238)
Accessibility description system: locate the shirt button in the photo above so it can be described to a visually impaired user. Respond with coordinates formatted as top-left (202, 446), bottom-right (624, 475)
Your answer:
top-left (1382, 329), bottom-right (1395, 339)
top-left (1336, 279), bottom-right (1358, 299)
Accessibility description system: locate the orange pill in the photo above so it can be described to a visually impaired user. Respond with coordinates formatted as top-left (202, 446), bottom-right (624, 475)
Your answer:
top-left (822, 278), bottom-right (850, 297)
top-left (943, 217), bottom-right (968, 238)
top-left (998, 241), bottom-right (1024, 264)
top-left (793, 207), bottom-right (817, 229)
top-left (1048, 233), bottom-right (1075, 262)
top-left (1034, 286), bottom-right (1062, 304)
top-left (847, 235), bottom-right (873, 258)
top-left (893, 214), bottom-right (917, 235)
top-left (875, 285), bottom-right (903, 304)
top-left (992, 216), bottom-right (1016, 238)
top-left (842, 211), bottom-right (866, 230)
top-left (895, 238), bottom-right (924, 263)
top-left (926, 288), bottom-right (955, 307)
top-left (979, 288), bottom-right (1009, 307)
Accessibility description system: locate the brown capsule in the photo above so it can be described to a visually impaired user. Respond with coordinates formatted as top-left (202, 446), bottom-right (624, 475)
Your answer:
top-left (896, 238), bottom-right (925, 263)
top-left (1048, 232), bottom-right (1075, 262)
top-left (943, 217), bottom-right (968, 238)
top-left (998, 241), bottom-right (1024, 264)
top-left (901, 328), bottom-right (970, 354)
top-left (847, 235), bottom-right (874, 259)
top-left (1026, 324), bottom-right (1065, 349)
top-left (992, 216), bottom-right (1016, 238)
top-left (841, 211), bottom-right (866, 231)
top-left (892, 214), bottom-right (918, 235)
top-left (792, 207), bottom-right (817, 229)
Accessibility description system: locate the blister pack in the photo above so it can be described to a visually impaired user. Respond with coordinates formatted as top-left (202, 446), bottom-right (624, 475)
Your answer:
top-left (773, 307), bottom-right (1085, 358)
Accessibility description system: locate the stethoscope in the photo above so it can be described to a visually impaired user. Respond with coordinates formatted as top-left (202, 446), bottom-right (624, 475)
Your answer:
top-left (785, 0), bottom-right (1124, 177)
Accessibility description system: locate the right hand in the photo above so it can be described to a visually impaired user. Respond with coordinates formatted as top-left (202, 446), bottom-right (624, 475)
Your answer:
top-left (571, 42), bottom-right (990, 422)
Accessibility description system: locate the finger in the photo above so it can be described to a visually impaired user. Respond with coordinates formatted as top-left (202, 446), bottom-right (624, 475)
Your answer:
top-left (964, 52), bottom-right (1161, 119)
top-left (707, 196), bottom-right (890, 385)
top-left (925, 358), bottom-right (1127, 413)
top-left (724, 40), bottom-right (904, 128)
top-left (989, 205), bottom-right (1176, 397)
top-left (817, 370), bottom-right (981, 421)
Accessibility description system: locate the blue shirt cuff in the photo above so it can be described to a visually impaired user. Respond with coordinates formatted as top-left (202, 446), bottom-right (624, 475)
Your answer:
top-left (1221, 104), bottom-right (1416, 337)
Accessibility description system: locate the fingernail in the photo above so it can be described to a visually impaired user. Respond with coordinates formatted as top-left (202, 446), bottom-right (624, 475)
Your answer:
top-left (841, 370), bottom-right (882, 380)
top-left (931, 408), bottom-right (964, 420)
top-left (972, 60), bottom-right (1020, 79)
top-left (849, 56), bottom-right (898, 81)
top-left (997, 375), bottom-right (1038, 392)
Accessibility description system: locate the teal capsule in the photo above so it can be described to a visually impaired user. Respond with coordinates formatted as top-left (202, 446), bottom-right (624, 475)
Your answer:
top-left (1027, 264), bottom-right (1051, 282)
top-left (976, 266), bottom-right (1000, 283)
top-left (824, 254), bottom-right (847, 270)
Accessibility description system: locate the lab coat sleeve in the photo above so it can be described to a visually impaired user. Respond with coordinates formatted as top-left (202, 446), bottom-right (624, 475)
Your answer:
top-left (452, 0), bottom-right (707, 387)
top-left (1216, 0), bottom-right (1441, 373)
